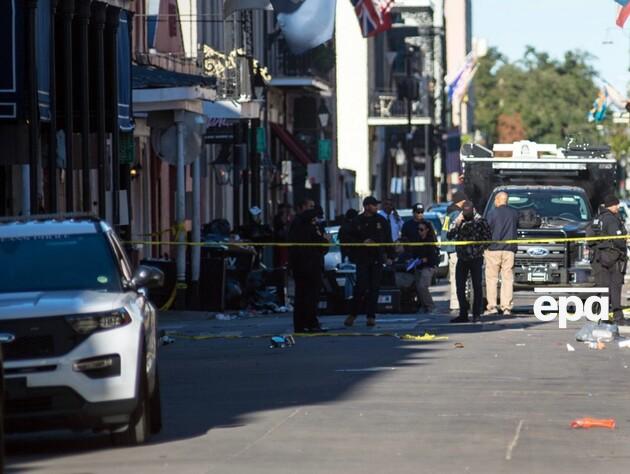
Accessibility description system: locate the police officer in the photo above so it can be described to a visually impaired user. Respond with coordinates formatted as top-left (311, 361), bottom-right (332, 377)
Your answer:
top-left (288, 208), bottom-right (329, 332)
top-left (442, 191), bottom-right (469, 314)
top-left (344, 197), bottom-right (394, 327)
top-left (593, 195), bottom-right (628, 325)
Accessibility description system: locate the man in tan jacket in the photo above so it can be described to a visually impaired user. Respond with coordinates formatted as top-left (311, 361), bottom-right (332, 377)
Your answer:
top-left (484, 192), bottom-right (519, 316)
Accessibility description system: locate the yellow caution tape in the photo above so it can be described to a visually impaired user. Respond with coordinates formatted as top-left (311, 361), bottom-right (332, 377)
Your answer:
top-left (125, 234), bottom-right (630, 248)
top-left (159, 285), bottom-right (177, 312)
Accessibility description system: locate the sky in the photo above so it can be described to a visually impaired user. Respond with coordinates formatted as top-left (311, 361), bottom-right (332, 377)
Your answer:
top-left (473, 0), bottom-right (629, 96)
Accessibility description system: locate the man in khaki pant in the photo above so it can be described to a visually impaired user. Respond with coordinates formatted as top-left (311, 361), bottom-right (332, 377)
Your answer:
top-left (484, 192), bottom-right (519, 316)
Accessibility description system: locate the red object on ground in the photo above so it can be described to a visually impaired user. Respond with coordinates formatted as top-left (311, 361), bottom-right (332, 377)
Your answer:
top-left (570, 418), bottom-right (616, 429)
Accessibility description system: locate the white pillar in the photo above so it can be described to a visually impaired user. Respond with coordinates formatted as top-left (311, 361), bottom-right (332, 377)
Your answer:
top-left (21, 164), bottom-right (31, 216)
top-left (175, 113), bottom-right (186, 285)
top-left (191, 156), bottom-right (201, 282)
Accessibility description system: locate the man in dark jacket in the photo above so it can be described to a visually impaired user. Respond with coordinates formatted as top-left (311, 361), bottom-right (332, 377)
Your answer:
top-left (484, 191), bottom-right (519, 316)
top-left (442, 191), bottom-right (469, 312)
top-left (593, 195), bottom-right (628, 325)
top-left (288, 209), bottom-right (329, 332)
top-left (344, 196), bottom-right (394, 327)
top-left (339, 208), bottom-right (359, 263)
top-left (401, 203), bottom-right (428, 241)
top-left (447, 201), bottom-right (492, 323)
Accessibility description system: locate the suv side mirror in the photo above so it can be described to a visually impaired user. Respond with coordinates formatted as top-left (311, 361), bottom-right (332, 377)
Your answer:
top-left (131, 265), bottom-right (165, 290)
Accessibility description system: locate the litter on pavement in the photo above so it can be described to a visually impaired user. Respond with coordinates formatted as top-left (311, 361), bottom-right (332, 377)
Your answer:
top-left (454, 342), bottom-right (465, 349)
top-left (159, 335), bottom-right (175, 346)
top-left (570, 418), bottom-right (616, 429)
top-left (269, 335), bottom-right (295, 348)
top-left (587, 341), bottom-right (607, 350)
top-left (618, 339), bottom-right (630, 349)
top-left (575, 322), bottom-right (618, 343)
top-left (566, 344), bottom-right (575, 352)
top-left (399, 332), bottom-right (448, 342)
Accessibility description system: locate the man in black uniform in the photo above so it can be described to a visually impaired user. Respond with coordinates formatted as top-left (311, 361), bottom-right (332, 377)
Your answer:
top-left (344, 196), bottom-right (394, 327)
top-left (593, 195), bottom-right (628, 325)
top-left (288, 208), bottom-right (329, 332)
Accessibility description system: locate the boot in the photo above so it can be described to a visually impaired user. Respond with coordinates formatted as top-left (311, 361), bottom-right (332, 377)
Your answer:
top-left (344, 315), bottom-right (357, 327)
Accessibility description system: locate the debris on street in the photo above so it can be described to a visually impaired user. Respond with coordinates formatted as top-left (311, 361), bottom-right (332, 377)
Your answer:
top-left (570, 418), bottom-right (616, 429)
top-left (269, 335), bottom-right (296, 348)
top-left (399, 332), bottom-right (448, 342)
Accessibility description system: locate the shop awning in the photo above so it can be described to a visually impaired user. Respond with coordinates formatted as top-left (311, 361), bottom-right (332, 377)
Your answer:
top-left (270, 123), bottom-right (313, 166)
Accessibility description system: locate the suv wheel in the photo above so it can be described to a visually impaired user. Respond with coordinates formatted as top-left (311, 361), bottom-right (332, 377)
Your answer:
top-left (111, 355), bottom-right (150, 446)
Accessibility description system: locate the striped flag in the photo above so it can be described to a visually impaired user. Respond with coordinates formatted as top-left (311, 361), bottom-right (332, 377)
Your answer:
top-left (603, 82), bottom-right (629, 110)
top-left (588, 89), bottom-right (608, 123)
top-left (615, 0), bottom-right (630, 27)
top-left (446, 52), bottom-right (478, 104)
top-left (350, 0), bottom-right (395, 38)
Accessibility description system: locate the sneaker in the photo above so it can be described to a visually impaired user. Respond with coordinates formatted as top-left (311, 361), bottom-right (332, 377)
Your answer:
top-left (305, 325), bottom-right (328, 333)
top-left (472, 315), bottom-right (481, 323)
top-left (366, 317), bottom-right (376, 327)
top-left (502, 309), bottom-right (512, 317)
top-left (450, 315), bottom-right (469, 324)
top-left (484, 308), bottom-right (499, 316)
top-left (344, 315), bottom-right (357, 327)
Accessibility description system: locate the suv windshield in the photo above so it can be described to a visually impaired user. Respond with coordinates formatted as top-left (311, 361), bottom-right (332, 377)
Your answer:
top-left (0, 233), bottom-right (122, 293)
top-left (486, 190), bottom-right (591, 222)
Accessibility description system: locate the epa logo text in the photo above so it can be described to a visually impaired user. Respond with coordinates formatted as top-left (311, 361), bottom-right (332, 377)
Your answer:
top-left (533, 288), bottom-right (609, 329)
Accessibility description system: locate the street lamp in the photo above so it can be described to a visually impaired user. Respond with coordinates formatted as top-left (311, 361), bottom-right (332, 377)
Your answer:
top-left (253, 66), bottom-right (266, 101)
top-left (318, 102), bottom-right (330, 129)
top-left (209, 146), bottom-right (233, 186)
top-left (318, 101), bottom-right (331, 222)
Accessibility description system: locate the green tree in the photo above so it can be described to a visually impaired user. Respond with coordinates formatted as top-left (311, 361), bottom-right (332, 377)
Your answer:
top-left (474, 46), bottom-right (600, 146)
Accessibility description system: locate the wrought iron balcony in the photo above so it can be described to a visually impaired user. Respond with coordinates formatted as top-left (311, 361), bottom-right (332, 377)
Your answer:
top-left (267, 40), bottom-right (334, 83)
top-left (369, 88), bottom-right (432, 120)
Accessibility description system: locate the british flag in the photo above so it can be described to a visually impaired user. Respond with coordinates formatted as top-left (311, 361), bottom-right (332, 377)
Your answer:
top-left (351, 0), bottom-right (395, 38)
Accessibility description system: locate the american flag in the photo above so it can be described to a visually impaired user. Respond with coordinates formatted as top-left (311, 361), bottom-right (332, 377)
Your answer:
top-left (351, 0), bottom-right (395, 38)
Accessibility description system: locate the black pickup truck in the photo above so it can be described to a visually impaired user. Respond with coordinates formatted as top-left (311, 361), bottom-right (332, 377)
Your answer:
top-left (462, 141), bottom-right (617, 287)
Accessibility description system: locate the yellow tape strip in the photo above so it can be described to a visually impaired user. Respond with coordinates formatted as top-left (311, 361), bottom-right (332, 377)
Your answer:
top-left (126, 234), bottom-right (630, 248)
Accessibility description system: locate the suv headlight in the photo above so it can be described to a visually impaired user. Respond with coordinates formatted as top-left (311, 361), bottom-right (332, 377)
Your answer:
top-left (578, 243), bottom-right (591, 264)
top-left (65, 309), bottom-right (132, 335)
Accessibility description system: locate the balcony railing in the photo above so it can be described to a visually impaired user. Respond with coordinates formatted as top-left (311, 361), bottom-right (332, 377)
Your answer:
top-left (369, 88), bottom-right (432, 119)
top-left (268, 40), bottom-right (334, 82)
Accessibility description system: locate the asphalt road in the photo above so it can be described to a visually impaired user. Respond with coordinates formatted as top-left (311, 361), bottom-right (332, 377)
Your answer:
top-left (7, 284), bottom-right (630, 473)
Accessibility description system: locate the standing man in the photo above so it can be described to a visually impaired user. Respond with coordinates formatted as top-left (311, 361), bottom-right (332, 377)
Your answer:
top-left (447, 201), bottom-right (492, 323)
top-left (379, 197), bottom-right (403, 242)
top-left (344, 197), bottom-right (394, 327)
top-left (339, 208), bottom-right (359, 263)
top-left (401, 203), bottom-right (428, 241)
top-left (593, 195), bottom-right (628, 326)
top-left (442, 191), bottom-right (469, 314)
top-left (484, 192), bottom-right (519, 316)
top-left (288, 208), bottom-right (329, 332)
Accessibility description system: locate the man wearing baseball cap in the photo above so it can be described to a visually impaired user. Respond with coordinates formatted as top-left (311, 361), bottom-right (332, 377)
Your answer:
top-left (441, 190), bottom-right (469, 313)
top-left (344, 196), bottom-right (394, 327)
top-left (401, 203), bottom-right (428, 242)
top-left (592, 194), bottom-right (628, 325)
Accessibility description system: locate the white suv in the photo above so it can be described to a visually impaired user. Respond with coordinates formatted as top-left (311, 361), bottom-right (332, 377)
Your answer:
top-left (0, 215), bottom-right (163, 445)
